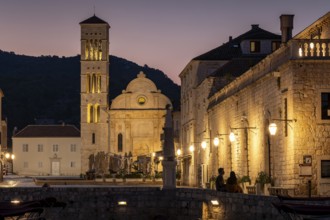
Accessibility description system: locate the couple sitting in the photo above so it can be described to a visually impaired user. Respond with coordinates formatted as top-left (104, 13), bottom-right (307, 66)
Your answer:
top-left (215, 168), bottom-right (243, 193)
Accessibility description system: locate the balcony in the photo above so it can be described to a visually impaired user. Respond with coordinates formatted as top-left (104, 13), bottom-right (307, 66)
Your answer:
top-left (291, 39), bottom-right (330, 59)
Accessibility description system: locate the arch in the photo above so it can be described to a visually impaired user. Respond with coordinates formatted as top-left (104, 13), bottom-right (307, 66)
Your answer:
top-left (92, 74), bottom-right (96, 93)
top-left (118, 133), bottom-right (123, 152)
top-left (87, 104), bottom-right (94, 123)
top-left (86, 74), bottom-right (91, 93)
top-left (97, 75), bottom-right (101, 93)
top-left (94, 104), bottom-right (100, 123)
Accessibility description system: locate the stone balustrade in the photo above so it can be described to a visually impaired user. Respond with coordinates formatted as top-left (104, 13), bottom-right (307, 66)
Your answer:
top-left (291, 39), bottom-right (330, 58)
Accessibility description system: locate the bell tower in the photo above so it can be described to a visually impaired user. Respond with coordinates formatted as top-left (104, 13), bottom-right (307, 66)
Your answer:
top-left (80, 15), bottom-right (110, 173)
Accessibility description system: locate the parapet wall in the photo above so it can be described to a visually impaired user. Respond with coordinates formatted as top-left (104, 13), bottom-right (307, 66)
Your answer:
top-left (0, 187), bottom-right (282, 220)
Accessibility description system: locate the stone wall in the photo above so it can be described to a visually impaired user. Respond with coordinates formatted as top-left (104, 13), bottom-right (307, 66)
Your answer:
top-left (0, 187), bottom-right (283, 220)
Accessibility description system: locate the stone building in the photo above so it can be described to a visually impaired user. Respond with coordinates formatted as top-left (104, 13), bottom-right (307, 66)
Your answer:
top-left (12, 125), bottom-right (81, 176)
top-left (180, 12), bottom-right (330, 196)
top-left (109, 71), bottom-right (171, 157)
top-left (180, 23), bottom-right (281, 187)
top-left (80, 15), bottom-right (173, 173)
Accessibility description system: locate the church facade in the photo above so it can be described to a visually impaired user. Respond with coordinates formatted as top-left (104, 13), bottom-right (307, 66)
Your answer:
top-left (80, 16), bottom-right (172, 173)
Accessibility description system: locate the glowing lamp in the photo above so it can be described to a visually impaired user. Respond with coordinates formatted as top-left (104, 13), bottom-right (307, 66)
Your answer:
top-left (213, 137), bottom-right (220, 147)
top-left (201, 141), bottom-right (207, 149)
top-left (5, 153), bottom-right (10, 159)
top-left (176, 149), bottom-right (182, 156)
top-left (229, 132), bottom-right (236, 142)
top-left (118, 201), bottom-right (127, 206)
top-left (189, 145), bottom-right (195, 153)
top-left (269, 123), bottom-right (277, 136)
top-left (210, 200), bottom-right (219, 206)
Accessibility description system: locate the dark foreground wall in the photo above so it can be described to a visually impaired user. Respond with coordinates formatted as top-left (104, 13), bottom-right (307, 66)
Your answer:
top-left (0, 187), bottom-right (283, 220)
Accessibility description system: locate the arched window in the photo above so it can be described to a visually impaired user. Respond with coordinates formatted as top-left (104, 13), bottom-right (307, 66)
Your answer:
top-left (89, 104), bottom-right (94, 123)
top-left (92, 133), bottom-right (95, 144)
top-left (94, 104), bottom-right (100, 123)
top-left (91, 74), bottom-right (96, 93)
top-left (86, 74), bottom-right (91, 93)
top-left (98, 40), bottom-right (102, 60)
top-left (97, 75), bottom-right (101, 93)
top-left (118, 133), bottom-right (123, 152)
top-left (85, 41), bottom-right (89, 60)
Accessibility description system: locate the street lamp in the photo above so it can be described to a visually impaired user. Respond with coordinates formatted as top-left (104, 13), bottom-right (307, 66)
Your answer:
top-left (201, 141), bottom-right (207, 150)
top-left (189, 145), bottom-right (195, 153)
top-left (213, 137), bottom-right (220, 147)
top-left (176, 149), bottom-right (182, 156)
top-left (229, 132), bottom-right (236, 142)
top-left (268, 119), bottom-right (297, 136)
top-left (268, 123), bottom-right (277, 135)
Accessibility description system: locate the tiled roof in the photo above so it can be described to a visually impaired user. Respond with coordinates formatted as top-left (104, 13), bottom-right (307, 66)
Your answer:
top-left (208, 56), bottom-right (265, 98)
top-left (14, 125), bottom-right (80, 138)
top-left (80, 15), bottom-right (108, 24)
top-left (193, 25), bottom-right (280, 61)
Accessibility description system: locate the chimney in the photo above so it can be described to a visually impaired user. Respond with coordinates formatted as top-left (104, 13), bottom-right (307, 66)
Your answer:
top-left (251, 24), bottom-right (259, 30)
top-left (229, 36), bottom-right (232, 41)
top-left (280, 14), bottom-right (294, 43)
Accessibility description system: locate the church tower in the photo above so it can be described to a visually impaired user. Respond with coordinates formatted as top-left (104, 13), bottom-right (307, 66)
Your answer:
top-left (80, 15), bottom-right (110, 172)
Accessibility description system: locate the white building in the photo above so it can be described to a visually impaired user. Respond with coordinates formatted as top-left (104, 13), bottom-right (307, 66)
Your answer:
top-left (13, 125), bottom-right (81, 176)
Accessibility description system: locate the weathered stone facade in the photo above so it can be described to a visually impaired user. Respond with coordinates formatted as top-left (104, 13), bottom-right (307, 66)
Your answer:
top-left (180, 12), bottom-right (330, 196)
top-left (109, 72), bottom-right (171, 158)
top-left (80, 16), bottom-right (110, 173)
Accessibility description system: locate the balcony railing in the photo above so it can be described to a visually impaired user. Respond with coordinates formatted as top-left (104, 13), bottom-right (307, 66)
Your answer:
top-left (291, 39), bottom-right (330, 59)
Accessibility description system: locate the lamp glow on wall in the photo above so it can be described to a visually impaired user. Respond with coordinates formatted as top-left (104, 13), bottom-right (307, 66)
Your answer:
top-left (201, 141), bottom-right (207, 150)
top-left (229, 132), bottom-right (236, 142)
top-left (189, 145), bottom-right (195, 153)
top-left (213, 137), bottom-right (220, 147)
top-left (176, 149), bottom-right (182, 156)
top-left (268, 123), bottom-right (277, 135)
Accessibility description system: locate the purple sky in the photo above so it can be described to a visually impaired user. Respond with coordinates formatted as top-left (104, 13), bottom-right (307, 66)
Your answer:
top-left (0, 1), bottom-right (329, 84)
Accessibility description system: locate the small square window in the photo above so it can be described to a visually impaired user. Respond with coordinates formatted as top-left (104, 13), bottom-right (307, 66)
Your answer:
top-left (53, 144), bottom-right (59, 152)
top-left (71, 144), bottom-right (76, 152)
top-left (38, 162), bottom-right (43, 168)
top-left (23, 162), bottom-right (28, 168)
top-left (37, 144), bottom-right (43, 152)
top-left (22, 144), bottom-right (29, 152)
top-left (250, 41), bottom-right (260, 53)
top-left (70, 161), bottom-right (76, 168)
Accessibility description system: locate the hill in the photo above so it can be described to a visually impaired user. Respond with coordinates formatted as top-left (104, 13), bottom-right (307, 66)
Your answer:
top-left (0, 50), bottom-right (180, 142)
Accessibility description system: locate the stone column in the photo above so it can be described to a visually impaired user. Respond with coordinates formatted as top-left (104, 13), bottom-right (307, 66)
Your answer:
top-left (162, 105), bottom-right (177, 189)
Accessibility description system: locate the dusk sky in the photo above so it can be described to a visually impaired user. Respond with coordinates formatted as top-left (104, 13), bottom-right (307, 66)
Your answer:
top-left (0, 1), bottom-right (329, 84)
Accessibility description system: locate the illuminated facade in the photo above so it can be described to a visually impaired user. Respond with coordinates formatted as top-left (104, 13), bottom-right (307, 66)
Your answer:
top-left (109, 71), bottom-right (171, 157)
top-left (180, 13), bottom-right (330, 195)
top-left (80, 16), bottom-right (110, 172)
top-left (80, 16), bottom-right (173, 172)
